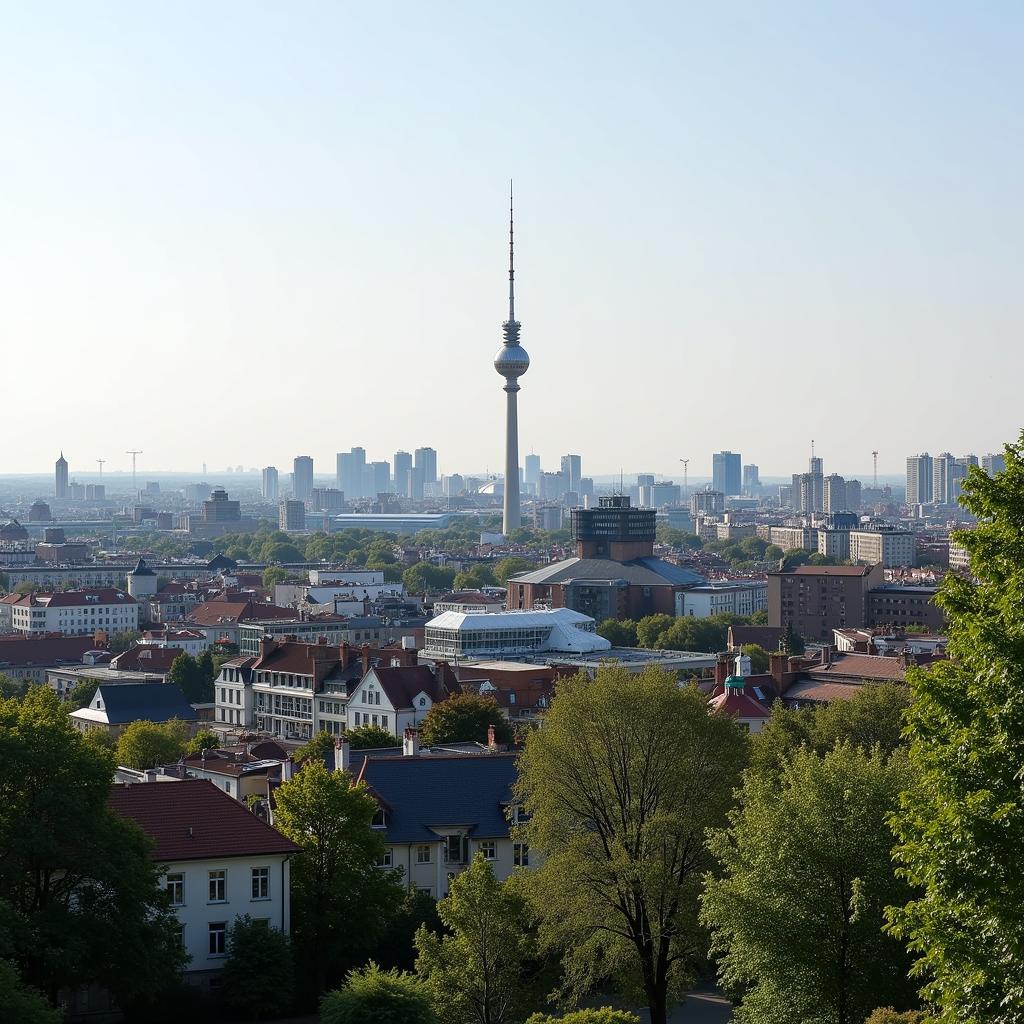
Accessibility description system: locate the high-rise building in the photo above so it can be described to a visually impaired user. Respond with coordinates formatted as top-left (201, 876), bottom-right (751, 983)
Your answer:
top-left (691, 489), bottom-right (725, 516)
top-left (560, 455), bottom-right (582, 496)
top-left (337, 448), bottom-right (366, 500)
top-left (55, 452), bottom-right (69, 499)
top-left (292, 456), bottom-right (314, 502)
top-left (823, 474), bottom-right (847, 512)
top-left (524, 454), bottom-right (541, 493)
top-left (414, 448), bottom-right (438, 485)
top-left (637, 473), bottom-right (656, 507)
top-left (799, 473), bottom-right (824, 513)
top-left (369, 461), bottom-right (390, 497)
top-left (933, 452), bottom-right (956, 505)
top-left (712, 452), bottom-right (742, 496)
top-left (742, 464), bottom-right (760, 494)
top-left (409, 466), bottom-right (425, 501)
top-left (202, 489), bottom-right (241, 523)
top-left (494, 188), bottom-right (529, 534)
top-left (846, 479), bottom-right (862, 510)
top-left (393, 451), bottom-right (413, 497)
top-left (261, 466), bottom-right (279, 501)
top-left (279, 500), bottom-right (305, 531)
top-left (982, 453), bottom-right (1006, 476)
top-left (906, 453), bottom-right (934, 505)
top-left (311, 487), bottom-right (345, 512)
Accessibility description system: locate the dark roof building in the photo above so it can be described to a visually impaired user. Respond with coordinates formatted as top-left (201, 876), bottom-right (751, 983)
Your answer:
top-left (70, 681), bottom-right (197, 734)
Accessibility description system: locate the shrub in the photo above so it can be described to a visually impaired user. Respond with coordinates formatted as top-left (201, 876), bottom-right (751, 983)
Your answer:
top-left (320, 963), bottom-right (437, 1024)
top-left (526, 1009), bottom-right (641, 1024)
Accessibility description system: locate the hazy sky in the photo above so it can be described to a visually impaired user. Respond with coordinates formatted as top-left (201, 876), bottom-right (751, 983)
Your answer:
top-left (1, 2), bottom-right (1020, 481)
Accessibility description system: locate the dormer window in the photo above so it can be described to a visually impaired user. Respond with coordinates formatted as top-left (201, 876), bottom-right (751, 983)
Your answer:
top-left (371, 807), bottom-right (388, 828)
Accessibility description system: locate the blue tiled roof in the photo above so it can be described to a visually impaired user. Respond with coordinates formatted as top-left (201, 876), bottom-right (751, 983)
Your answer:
top-left (359, 754), bottom-right (518, 843)
top-left (95, 682), bottom-right (197, 724)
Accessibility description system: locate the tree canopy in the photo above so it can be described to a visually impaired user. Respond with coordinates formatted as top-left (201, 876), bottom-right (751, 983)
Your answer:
top-left (415, 854), bottom-right (535, 1024)
top-left (420, 693), bottom-right (513, 747)
top-left (220, 914), bottom-right (295, 1020)
top-left (273, 760), bottom-right (404, 997)
top-left (168, 651), bottom-right (215, 703)
top-left (888, 434), bottom-right (1024, 1021)
top-left (702, 742), bottom-right (917, 1024)
top-left (515, 665), bottom-right (747, 1024)
top-left (0, 688), bottom-right (185, 1005)
top-left (115, 718), bottom-right (188, 769)
top-left (403, 562), bottom-right (459, 595)
top-left (348, 724), bottom-right (401, 750)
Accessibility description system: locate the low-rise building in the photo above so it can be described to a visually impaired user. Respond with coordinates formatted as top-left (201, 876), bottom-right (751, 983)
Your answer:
top-left (10, 588), bottom-right (138, 636)
top-left (109, 779), bottom-right (300, 991)
top-left (676, 581), bottom-right (767, 618)
top-left (69, 681), bottom-right (197, 737)
top-left (866, 583), bottom-right (945, 631)
top-left (0, 633), bottom-right (103, 684)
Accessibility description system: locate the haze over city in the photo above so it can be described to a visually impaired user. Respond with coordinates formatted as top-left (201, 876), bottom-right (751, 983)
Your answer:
top-left (2, 2), bottom-right (1021, 476)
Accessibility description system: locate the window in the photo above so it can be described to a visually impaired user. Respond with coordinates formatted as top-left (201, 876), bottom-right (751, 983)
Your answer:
top-left (251, 867), bottom-right (269, 900)
top-left (371, 806), bottom-right (387, 828)
top-left (514, 843), bottom-right (529, 867)
top-left (444, 834), bottom-right (466, 864)
top-left (208, 870), bottom-right (226, 902)
top-left (416, 844), bottom-right (432, 864)
top-left (166, 872), bottom-right (184, 906)
top-left (376, 849), bottom-right (393, 867)
top-left (208, 921), bottom-right (226, 956)
top-left (175, 923), bottom-right (185, 947)
top-left (478, 841), bottom-right (496, 861)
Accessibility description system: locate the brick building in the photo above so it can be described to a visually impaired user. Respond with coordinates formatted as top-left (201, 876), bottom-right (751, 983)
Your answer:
top-left (768, 564), bottom-right (884, 642)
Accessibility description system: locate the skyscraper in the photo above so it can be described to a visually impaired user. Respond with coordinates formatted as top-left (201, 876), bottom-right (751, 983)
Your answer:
top-left (982, 453), bottom-right (1006, 476)
top-left (742, 464), bottom-right (760, 494)
top-left (261, 466), bottom-right (279, 501)
top-left (494, 186), bottom-right (529, 534)
top-left (414, 447), bottom-right (438, 485)
top-left (560, 455), bottom-right (582, 496)
top-left (393, 451), bottom-right (413, 496)
top-left (823, 474), bottom-right (847, 512)
top-left (293, 456), bottom-right (314, 502)
top-left (933, 452), bottom-right (956, 505)
top-left (369, 461), bottom-right (390, 496)
top-left (55, 452), bottom-right (69, 499)
top-left (337, 448), bottom-right (366, 499)
top-left (524, 454), bottom-right (541, 493)
top-left (712, 452), bottom-right (742, 497)
top-left (906, 453), bottom-right (934, 505)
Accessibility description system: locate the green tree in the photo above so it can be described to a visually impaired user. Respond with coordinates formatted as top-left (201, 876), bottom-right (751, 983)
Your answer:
top-left (348, 724), bottom-right (401, 750)
top-left (415, 854), bottom-right (534, 1024)
top-left (273, 760), bottom-right (403, 996)
top-left (749, 608), bottom-right (770, 624)
top-left (526, 1011), bottom-right (640, 1024)
top-left (370, 890), bottom-right (443, 972)
top-left (0, 689), bottom-right (185, 1004)
top-left (168, 651), bottom-right (213, 703)
top-left (453, 564), bottom-right (498, 590)
top-left (0, 570), bottom-right (9, 593)
top-left (321, 963), bottom-right (437, 1024)
top-left (259, 540), bottom-right (304, 564)
top-left (108, 629), bottom-right (142, 654)
top-left (779, 621), bottom-right (804, 655)
top-left (420, 693), bottom-right (513, 747)
top-left (262, 566), bottom-right (291, 590)
top-left (183, 728), bottom-right (220, 755)
top-left (740, 643), bottom-right (770, 673)
top-left (701, 743), bottom-right (917, 1024)
top-left (14, 580), bottom-right (36, 595)
top-left (220, 914), bottom-right (295, 1020)
top-left (403, 562), bottom-right (459, 595)
top-left (493, 557), bottom-right (537, 585)
top-left (294, 729), bottom-right (336, 763)
top-left (0, 961), bottom-right (62, 1024)
top-left (196, 647), bottom-right (216, 689)
top-left (0, 673), bottom-right (28, 699)
top-left (888, 435), bottom-right (1024, 1022)
top-left (115, 719), bottom-right (188, 769)
top-left (515, 666), bottom-right (748, 1024)
top-left (635, 613), bottom-right (674, 648)
top-left (596, 618), bottom-right (638, 647)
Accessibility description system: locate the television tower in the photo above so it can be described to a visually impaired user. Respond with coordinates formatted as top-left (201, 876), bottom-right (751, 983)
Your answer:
top-left (872, 450), bottom-right (879, 487)
top-left (494, 183), bottom-right (529, 535)
top-left (96, 458), bottom-right (105, 477)
top-left (679, 458), bottom-right (689, 497)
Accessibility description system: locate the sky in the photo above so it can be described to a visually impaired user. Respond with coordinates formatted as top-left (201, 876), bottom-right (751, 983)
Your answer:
top-left (1, 2), bottom-right (1021, 482)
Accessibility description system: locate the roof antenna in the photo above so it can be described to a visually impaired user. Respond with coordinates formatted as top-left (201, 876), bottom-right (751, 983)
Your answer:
top-left (508, 180), bottom-right (515, 322)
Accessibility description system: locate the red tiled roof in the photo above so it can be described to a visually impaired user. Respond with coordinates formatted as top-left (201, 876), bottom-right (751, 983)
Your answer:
top-left (369, 665), bottom-right (450, 710)
top-left (806, 653), bottom-right (907, 682)
top-left (109, 779), bottom-right (300, 862)
top-left (12, 588), bottom-right (137, 608)
top-left (782, 680), bottom-right (865, 704)
top-left (709, 690), bottom-right (772, 719)
top-left (0, 633), bottom-right (97, 667)
top-left (187, 598), bottom-right (294, 627)
top-left (110, 645), bottom-right (180, 673)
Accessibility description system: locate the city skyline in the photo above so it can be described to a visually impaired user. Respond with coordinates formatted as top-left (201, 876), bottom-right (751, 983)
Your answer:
top-left (2, 5), bottom-right (1022, 473)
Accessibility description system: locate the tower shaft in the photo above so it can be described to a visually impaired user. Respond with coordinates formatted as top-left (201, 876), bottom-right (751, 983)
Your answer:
top-left (503, 384), bottom-right (521, 533)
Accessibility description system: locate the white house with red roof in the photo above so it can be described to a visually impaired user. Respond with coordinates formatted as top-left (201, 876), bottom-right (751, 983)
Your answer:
top-left (9, 588), bottom-right (138, 636)
top-left (109, 779), bottom-right (300, 990)
top-left (708, 676), bottom-right (772, 733)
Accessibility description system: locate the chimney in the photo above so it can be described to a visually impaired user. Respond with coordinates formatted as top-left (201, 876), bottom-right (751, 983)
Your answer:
top-left (403, 727), bottom-right (421, 757)
top-left (714, 652), bottom-right (731, 689)
top-left (259, 635), bottom-right (276, 659)
top-left (820, 644), bottom-right (833, 667)
top-left (334, 736), bottom-right (350, 773)
top-left (769, 651), bottom-right (788, 689)
top-left (900, 650), bottom-right (917, 670)
top-left (487, 723), bottom-right (497, 750)
top-left (361, 643), bottom-right (371, 676)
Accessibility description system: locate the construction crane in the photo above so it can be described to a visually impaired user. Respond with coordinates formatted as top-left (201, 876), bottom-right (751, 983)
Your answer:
top-left (679, 458), bottom-right (689, 497)
top-left (126, 450), bottom-right (142, 496)
top-left (872, 450), bottom-right (879, 487)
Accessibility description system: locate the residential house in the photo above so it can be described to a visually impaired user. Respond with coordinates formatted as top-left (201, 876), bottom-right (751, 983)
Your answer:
top-left (109, 779), bottom-right (300, 990)
top-left (69, 681), bottom-right (198, 737)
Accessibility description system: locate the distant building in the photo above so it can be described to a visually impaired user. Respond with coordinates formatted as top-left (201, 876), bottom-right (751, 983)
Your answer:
top-left (677, 581), bottom-right (767, 618)
top-left (415, 447), bottom-right (438, 485)
top-left (849, 528), bottom-right (916, 568)
top-left (866, 584), bottom-right (945, 632)
top-left (768, 564), bottom-right (885, 641)
top-left (10, 588), bottom-right (138, 636)
top-left (742, 464), bottom-right (760, 494)
top-left (982, 452), bottom-right (1006, 476)
top-left (906, 453), bottom-right (934, 505)
top-left (292, 456), bottom-right (314, 501)
top-left (70, 681), bottom-right (196, 737)
top-left (822, 474), bottom-right (847, 512)
top-left (932, 452), bottom-right (956, 505)
top-left (55, 452), bottom-right (69, 499)
top-left (690, 489), bottom-right (725, 516)
top-left (28, 500), bottom-right (52, 522)
top-left (560, 455), bottom-right (582, 496)
top-left (393, 450), bottom-right (413, 496)
top-left (524, 454), bottom-right (541, 492)
top-left (279, 500), bottom-right (305, 531)
top-left (261, 466), bottom-right (279, 501)
top-left (712, 452), bottom-right (742, 496)
top-left (202, 488), bottom-right (241, 523)
top-left (337, 448), bottom-right (367, 499)
top-left (311, 487), bottom-right (345, 512)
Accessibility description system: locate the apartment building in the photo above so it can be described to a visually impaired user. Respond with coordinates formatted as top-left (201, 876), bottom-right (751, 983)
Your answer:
top-left (10, 588), bottom-right (138, 636)
top-left (849, 528), bottom-right (917, 568)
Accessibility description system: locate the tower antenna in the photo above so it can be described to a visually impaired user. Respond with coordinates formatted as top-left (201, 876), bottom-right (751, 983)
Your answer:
top-left (508, 180), bottom-right (515, 322)
top-left (126, 450), bottom-right (142, 496)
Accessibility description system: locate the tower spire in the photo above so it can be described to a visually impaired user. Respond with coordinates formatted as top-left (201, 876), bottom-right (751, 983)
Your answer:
top-left (508, 180), bottom-right (515, 322)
